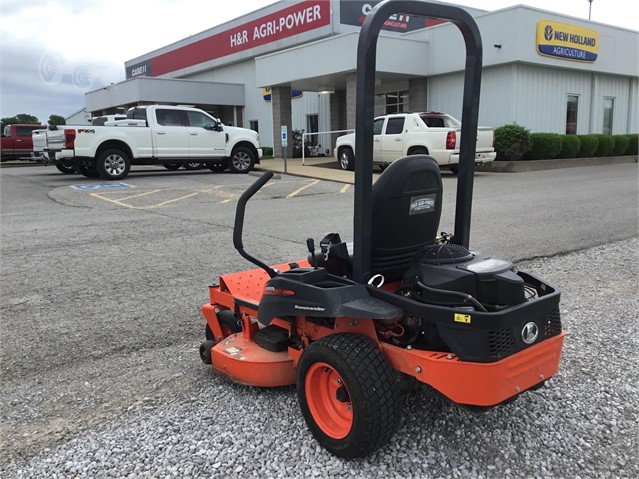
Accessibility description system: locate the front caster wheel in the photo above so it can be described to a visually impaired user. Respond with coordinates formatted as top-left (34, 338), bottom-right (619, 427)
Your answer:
top-left (199, 340), bottom-right (216, 365)
top-left (296, 333), bottom-right (401, 458)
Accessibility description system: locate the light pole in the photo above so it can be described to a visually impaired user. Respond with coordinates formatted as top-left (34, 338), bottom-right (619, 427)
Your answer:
top-left (588, 0), bottom-right (593, 20)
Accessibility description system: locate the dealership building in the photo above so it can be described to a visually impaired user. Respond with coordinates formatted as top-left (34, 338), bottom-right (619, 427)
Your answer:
top-left (84, 0), bottom-right (639, 156)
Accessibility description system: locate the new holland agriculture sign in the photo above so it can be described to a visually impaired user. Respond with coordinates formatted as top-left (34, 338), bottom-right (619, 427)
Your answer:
top-left (536, 20), bottom-right (599, 62)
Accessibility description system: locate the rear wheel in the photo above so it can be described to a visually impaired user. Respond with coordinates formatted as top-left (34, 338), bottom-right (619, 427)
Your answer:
top-left (76, 162), bottom-right (100, 178)
top-left (296, 333), bottom-right (401, 458)
top-left (163, 163), bottom-right (181, 171)
top-left (207, 159), bottom-right (228, 172)
top-left (229, 147), bottom-right (255, 173)
top-left (96, 148), bottom-right (130, 180)
top-left (56, 161), bottom-right (76, 174)
top-left (183, 162), bottom-right (204, 170)
top-left (338, 147), bottom-right (354, 171)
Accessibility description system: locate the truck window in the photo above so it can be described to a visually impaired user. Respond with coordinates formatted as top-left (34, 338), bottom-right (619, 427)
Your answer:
top-left (156, 109), bottom-right (185, 127)
top-left (16, 126), bottom-right (38, 137)
top-left (373, 118), bottom-right (384, 135)
top-left (186, 111), bottom-right (215, 128)
top-left (423, 117), bottom-right (445, 128)
top-left (384, 117), bottom-right (405, 135)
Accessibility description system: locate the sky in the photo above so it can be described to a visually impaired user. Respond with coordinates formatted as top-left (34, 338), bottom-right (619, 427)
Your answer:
top-left (0, 0), bottom-right (636, 124)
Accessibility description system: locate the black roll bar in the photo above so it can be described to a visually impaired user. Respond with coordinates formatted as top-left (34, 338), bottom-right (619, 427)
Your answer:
top-left (353, 0), bottom-right (483, 283)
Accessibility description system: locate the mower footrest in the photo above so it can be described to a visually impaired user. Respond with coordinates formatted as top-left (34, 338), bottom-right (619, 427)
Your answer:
top-left (254, 325), bottom-right (292, 352)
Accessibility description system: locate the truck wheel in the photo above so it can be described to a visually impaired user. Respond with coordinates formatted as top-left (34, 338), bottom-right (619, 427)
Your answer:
top-left (229, 147), bottom-right (255, 173)
top-left (296, 333), bottom-right (401, 458)
top-left (207, 159), bottom-right (228, 172)
top-left (76, 163), bottom-right (100, 178)
top-left (449, 165), bottom-right (459, 175)
top-left (338, 147), bottom-right (354, 171)
top-left (56, 162), bottom-right (76, 174)
top-left (96, 148), bottom-right (131, 180)
top-left (163, 163), bottom-right (181, 171)
top-left (183, 162), bottom-right (204, 170)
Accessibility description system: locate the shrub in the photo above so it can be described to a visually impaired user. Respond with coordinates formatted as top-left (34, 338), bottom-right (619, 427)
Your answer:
top-left (624, 134), bottom-right (638, 155)
top-left (593, 134), bottom-right (615, 157)
top-left (262, 146), bottom-right (273, 157)
top-left (494, 124), bottom-right (531, 161)
top-left (611, 135), bottom-right (630, 156)
top-left (524, 133), bottom-right (563, 160)
top-left (576, 135), bottom-right (599, 158)
top-left (558, 135), bottom-right (581, 159)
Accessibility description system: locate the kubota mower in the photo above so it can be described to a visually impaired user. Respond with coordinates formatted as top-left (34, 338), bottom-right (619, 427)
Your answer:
top-left (200, 0), bottom-right (564, 458)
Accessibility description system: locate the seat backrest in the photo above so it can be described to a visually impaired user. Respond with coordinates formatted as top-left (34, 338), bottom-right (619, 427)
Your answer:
top-left (370, 155), bottom-right (443, 281)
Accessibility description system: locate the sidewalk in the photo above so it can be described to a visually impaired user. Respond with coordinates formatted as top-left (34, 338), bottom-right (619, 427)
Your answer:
top-left (256, 155), bottom-right (637, 182)
top-left (255, 156), bottom-right (371, 184)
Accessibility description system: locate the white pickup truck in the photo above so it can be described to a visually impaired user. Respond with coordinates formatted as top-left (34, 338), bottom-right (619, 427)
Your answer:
top-left (333, 112), bottom-right (496, 173)
top-left (34, 105), bottom-right (262, 179)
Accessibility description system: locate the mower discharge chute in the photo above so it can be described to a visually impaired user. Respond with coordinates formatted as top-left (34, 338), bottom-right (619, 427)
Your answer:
top-left (200, 0), bottom-right (564, 459)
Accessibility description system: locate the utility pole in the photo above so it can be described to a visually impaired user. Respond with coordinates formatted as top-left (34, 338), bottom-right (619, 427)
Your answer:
top-left (588, 0), bottom-right (593, 20)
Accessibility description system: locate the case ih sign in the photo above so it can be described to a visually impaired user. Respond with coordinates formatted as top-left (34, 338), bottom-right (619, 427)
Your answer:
top-left (339, 0), bottom-right (446, 32)
top-left (127, 1), bottom-right (330, 79)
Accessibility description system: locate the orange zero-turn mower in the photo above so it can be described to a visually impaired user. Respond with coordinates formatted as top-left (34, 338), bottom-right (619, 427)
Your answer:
top-left (200, 0), bottom-right (565, 459)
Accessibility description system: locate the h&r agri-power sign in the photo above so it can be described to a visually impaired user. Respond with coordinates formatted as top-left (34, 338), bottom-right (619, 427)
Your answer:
top-left (536, 20), bottom-right (599, 62)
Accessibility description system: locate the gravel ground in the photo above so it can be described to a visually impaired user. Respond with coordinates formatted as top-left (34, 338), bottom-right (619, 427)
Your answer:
top-left (1, 237), bottom-right (637, 478)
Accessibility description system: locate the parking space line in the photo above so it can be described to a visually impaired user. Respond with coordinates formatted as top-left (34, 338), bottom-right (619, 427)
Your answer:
top-left (116, 190), bottom-right (162, 201)
top-left (90, 192), bottom-right (140, 209)
top-left (340, 184), bottom-right (351, 193)
top-left (149, 192), bottom-right (200, 208)
top-left (286, 179), bottom-right (320, 198)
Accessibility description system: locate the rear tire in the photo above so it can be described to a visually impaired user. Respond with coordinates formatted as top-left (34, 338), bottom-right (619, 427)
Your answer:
top-left (207, 159), bottom-right (228, 172)
top-left (296, 333), bottom-right (401, 458)
top-left (338, 147), bottom-right (354, 171)
top-left (56, 161), bottom-right (76, 174)
top-left (163, 163), bottom-right (181, 171)
top-left (96, 148), bottom-right (130, 180)
top-left (229, 147), bottom-right (255, 173)
top-left (183, 162), bottom-right (204, 170)
top-left (76, 162), bottom-right (100, 178)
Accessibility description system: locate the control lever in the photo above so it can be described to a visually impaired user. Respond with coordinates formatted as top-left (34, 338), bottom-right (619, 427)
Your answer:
top-left (306, 238), bottom-right (317, 269)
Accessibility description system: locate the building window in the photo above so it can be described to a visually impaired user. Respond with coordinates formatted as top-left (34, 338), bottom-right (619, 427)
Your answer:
top-left (306, 114), bottom-right (319, 145)
top-left (384, 90), bottom-right (409, 114)
top-left (603, 97), bottom-right (614, 135)
top-left (249, 120), bottom-right (259, 133)
top-left (565, 95), bottom-right (579, 134)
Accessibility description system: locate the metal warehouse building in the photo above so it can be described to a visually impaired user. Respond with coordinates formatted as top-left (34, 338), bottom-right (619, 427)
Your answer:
top-left (85, 0), bottom-right (639, 157)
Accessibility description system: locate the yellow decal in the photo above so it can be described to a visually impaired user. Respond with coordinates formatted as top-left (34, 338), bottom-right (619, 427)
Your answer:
top-left (454, 313), bottom-right (471, 324)
top-left (536, 20), bottom-right (598, 62)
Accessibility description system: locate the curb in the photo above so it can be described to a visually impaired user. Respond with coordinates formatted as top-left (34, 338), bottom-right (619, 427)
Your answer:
top-left (476, 155), bottom-right (638, 173)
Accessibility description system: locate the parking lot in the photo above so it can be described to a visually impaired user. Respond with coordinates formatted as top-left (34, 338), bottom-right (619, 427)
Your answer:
top-left (1, 163), bottom-right (638, 478)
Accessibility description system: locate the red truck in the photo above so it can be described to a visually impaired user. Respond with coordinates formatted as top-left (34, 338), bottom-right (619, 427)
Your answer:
top-left (1, 124), bottom-right (46, 161)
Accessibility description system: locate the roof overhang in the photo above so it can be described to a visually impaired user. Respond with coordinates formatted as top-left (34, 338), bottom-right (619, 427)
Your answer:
top-left (85, 77), bottom-right (245, 112)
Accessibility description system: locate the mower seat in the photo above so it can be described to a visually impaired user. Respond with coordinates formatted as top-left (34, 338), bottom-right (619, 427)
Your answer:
top-left (370, 155), bottom-right (443, 282)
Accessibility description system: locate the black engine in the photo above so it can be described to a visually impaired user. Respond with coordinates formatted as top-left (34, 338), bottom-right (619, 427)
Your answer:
top-left (403, 242), bottom-right (526, 311)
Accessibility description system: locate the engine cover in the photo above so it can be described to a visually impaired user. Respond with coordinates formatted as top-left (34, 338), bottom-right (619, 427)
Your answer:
top-left (403, 245), bottom-right (525, 308)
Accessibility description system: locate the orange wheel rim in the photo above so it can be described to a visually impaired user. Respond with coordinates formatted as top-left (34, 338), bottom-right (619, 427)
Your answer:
top-left (305, 362), bottom-right (353, 439)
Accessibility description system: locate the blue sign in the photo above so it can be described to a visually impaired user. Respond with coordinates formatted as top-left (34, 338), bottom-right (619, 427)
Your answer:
top-left (71, 183), bottom-right (134, 190)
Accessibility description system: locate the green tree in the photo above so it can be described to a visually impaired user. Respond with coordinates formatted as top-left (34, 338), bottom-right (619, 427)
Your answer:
top-left (48, 114), bottom-right (66, 126)
top-left (1, 113), bottom-right (40, 125)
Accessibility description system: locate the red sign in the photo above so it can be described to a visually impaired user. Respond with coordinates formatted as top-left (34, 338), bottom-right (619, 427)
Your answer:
top-left (148, 1), bottom-right (330, 77)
